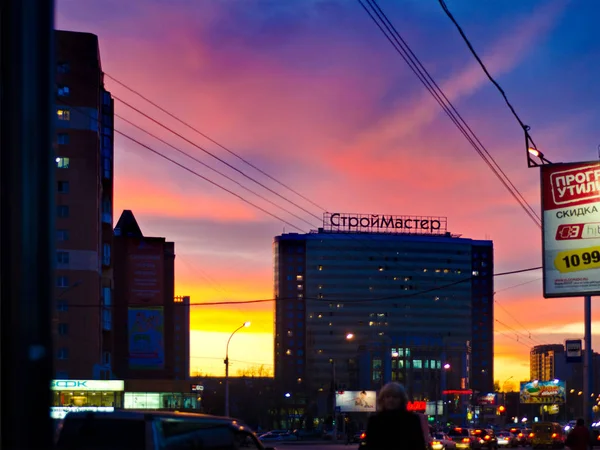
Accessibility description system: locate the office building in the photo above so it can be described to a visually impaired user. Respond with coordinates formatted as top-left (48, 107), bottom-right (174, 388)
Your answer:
top-left (530, 344), bottom-right (565, 381)
top-left (113, 210), bottom-right (189, 380)
top-left (53, 30), bottom-right (114, 379)
top-left (274, 213), bottom-right (494, 400)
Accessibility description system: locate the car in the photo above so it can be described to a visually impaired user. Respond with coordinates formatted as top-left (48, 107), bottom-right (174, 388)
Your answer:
top-left (431, 432), bottom-right (458, 450)
top-left (448, 427), bottom-right (476, 449)
top-left (55, 409), bottom-right (277, 450)
top-left (496, 431), bottom-right (518, 448)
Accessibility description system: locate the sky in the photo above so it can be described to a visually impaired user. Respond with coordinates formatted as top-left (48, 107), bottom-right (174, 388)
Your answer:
top-left (56, 0), bottom-right (600, 386)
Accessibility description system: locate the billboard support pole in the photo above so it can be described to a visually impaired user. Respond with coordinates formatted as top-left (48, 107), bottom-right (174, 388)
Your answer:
top-left (583, 295), bottom-right (592, 425)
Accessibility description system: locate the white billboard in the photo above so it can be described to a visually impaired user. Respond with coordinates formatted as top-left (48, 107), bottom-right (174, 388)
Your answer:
top-left (335, 390), bottom-right (377, 412)
top-left (541, 161), bottom-right (600, 297)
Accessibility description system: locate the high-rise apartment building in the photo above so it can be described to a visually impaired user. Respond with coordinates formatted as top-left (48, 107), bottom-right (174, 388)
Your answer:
top-left (113, 210), bottom-right (189, 380)
top-left (274, 213), bottom-right (495, 400)
top-left (530, 344), bottom-right (565, 381)
top-left (53, 30), bottom-right (114, 379)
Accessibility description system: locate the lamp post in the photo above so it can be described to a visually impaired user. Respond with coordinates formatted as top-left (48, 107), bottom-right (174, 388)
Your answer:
top-left (224, 321), bottom-right (251, 417)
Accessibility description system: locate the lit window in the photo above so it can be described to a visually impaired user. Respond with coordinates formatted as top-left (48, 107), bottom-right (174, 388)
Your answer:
top-left (57, 108), bottom-right (70, 120)
top-left (55, 157), bottom-right (70, 168)
top-left (287, 330), bottom-right (293, 337)
top-left (318, 265), bottom-right (323, 271)
top-left (297, 284), bottom-right (303, 290)
top-left (57, 86), bottom-right (70, 97)
top-left (413, 359), bottom-right (423, 369)
top-left (286, 349), bottom-right (293, 356)
top-left (296, 275), bottom-right (303, 281)
top-left (472, 270), bottom-right (479, 276)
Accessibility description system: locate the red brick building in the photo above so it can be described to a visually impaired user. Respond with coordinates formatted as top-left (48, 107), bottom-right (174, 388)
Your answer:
top-left (53, 30), bottom-right (114, 379)
top-left (113, 210), bottom-right (189, 380)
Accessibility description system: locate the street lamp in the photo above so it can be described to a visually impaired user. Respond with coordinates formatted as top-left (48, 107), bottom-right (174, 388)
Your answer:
top-left (224, 321), bottom-right (251, 416)
top-left (502, 376), bottom-right (514, 392)
top-left (527, 146), bottom-right (553, 167)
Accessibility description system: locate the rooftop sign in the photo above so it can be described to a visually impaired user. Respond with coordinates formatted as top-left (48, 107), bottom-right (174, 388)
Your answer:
top-left (323, 212), bottom-right (448, 235)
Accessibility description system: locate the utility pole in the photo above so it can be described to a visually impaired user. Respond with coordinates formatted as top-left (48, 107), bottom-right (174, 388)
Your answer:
top-left (1, 1), bottom-right (56, 449)
top-left (583, 296), bottom-right (593, 426)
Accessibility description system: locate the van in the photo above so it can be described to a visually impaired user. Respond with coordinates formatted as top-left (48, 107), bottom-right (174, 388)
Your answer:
top-left (531, 422), bottom-right (565, 448)
top-left (55, 410), bottom-right (277, 450)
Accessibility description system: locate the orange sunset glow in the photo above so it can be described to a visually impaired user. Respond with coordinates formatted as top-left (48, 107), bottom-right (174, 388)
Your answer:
top-left (56, 0), bottom-right (600, 386)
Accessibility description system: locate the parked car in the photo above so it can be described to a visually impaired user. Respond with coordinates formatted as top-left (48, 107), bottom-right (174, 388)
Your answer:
top-left (55, 410), bottom-right (277, 450)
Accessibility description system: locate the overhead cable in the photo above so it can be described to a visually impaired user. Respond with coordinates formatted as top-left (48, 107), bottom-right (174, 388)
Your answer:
top-left (358, 0), bottom-right (541, 228)
top-left (105, 73), bottom-right (326, 213)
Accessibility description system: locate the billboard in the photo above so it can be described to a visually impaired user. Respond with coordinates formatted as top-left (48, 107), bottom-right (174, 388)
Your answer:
top-left (565, 339), bottom-right (583, 363)
top-left (519, 380), bottom-right (566, 404)
top-left (477, 393), bottom-right (498, 406)
top-left (128, 239), bottom-right (164, 305)
top-left (541, 161), bottom-right (600, 297)
top-left (335, 390), bottom-right (377, 412)
top-left (128, 307), bottom-right (165, 370)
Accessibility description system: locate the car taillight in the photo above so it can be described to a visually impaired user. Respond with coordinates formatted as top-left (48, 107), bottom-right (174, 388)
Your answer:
top-left (597, 435), bottom-right (600, 441)
top-left (529, 433), bottom-right (535, 438)
top-left (518, 433), bottom-right (523, 438)
top-left (360, 433), bottom-right (366, 439)
top-left (432, 441), bottom-right (441, 445)
top-left (463, 438), bottom-right (470, 443)
top-left (551, 433), bottom-right (558, 439)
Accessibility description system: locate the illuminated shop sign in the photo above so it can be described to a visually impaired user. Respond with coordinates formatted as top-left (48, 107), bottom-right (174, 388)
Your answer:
top-left (323, 213), bottom-right (447, 235)
top-left (51, 379), bottom-right (125, 391)
top-left (50, 406), bottom-right (115, 419)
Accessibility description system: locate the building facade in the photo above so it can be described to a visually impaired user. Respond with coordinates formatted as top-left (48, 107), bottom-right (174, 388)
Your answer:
top-left (530, 344), bottom-right (565, 381)
top-left (53, 30), bottom-right (114, 379)
top-left (274, 213), bottom-right (494, 406)
top-left (113, 210), bottom-right (187, 380)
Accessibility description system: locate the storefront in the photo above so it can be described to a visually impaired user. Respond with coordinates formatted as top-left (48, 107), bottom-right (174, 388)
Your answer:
top-left (123, 382), bottom-right (203, 411)
top-left (51, 379), bottom-right (125, 419)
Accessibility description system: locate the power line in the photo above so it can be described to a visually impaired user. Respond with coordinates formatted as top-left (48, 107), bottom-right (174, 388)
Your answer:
top-left (496, 318), bottom-right (544, 347)
top-left (495, 328), bottom-right (532, 350)
top-left (58, 98), bottom-right (308, 232)
top-left (437, 0), bottom-right (539, 151)
top-left (190, 356), bottom-right (274, 367)
top-left (494, 298), bottom-right (547, 346)
top-left (114, 128), bottom-right (307, 233)
top-left (112, 94), bottom-right (322, 223)
top-left (357, 0), bottom-right (541, 228)
top-left (495, 277), bottom-right (541, 294)
top-left (61, 265), bottom-right (542, 307)
top-left (116, 112), bottom-right (319, 229)
top-left (105, 72), bottom-right (327, 213)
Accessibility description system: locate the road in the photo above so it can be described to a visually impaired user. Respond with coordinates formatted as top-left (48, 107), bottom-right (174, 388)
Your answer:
top-left (277, 444), bottom-right (531, 450)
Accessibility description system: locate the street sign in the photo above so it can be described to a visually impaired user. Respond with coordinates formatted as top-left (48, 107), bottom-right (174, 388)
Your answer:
top-left (565, 339), bottom-right (583, 363)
